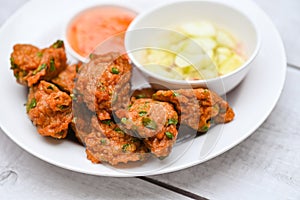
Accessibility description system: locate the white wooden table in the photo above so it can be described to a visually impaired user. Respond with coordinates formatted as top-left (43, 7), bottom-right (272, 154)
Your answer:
top-left (1, 0), bottom-right (300, 199)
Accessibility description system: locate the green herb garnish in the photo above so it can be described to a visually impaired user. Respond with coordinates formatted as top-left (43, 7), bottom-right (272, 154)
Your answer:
top-left (142, 117), bottom-right (157, 130)
top-left (111, 67), bottom-right (119, 74)
top-left (138, 111), bottom-right (147, 117)
top-left (26, 98), bottom-right (37, 112)
top-left (50, 58), bottom-right (56, 72)
top-left (135, 94), bottom-right (146, 99)
top-left (168, 118), bottom-right (178, 125)
top-left (36, 52), bottom-right (43, 58)
top-left (114, 127), bottom-right (124, 134)
top-left (10, 57), bottom-right (18, 69)
top-left (52, 40), bottom-right (63, 48)
top-left (100, 139), bottom-right (107, 144)
top-left (172, 91), bottom-right (180, 97)
top-left (14, 72), bottom-right (19, 79)
top-left (201, 125), bottom-right (209, 132)
top-left (47, 85), bottom-right (54, 90)
top-left (165, 131), bottom-right (173, 139)
top-left (122, 143), bottom-right (130, 152)
top-left (33, 63), bottom-right (47, 75)
top-left (102, 120), bottom-right (111, 125)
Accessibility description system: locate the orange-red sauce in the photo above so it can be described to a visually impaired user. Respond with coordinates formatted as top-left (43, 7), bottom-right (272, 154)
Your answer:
top-left (67, 6), bottom-right (136, 57)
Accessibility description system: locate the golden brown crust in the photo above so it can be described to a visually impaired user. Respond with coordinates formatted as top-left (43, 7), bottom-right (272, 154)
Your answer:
top-left (51, 62), bottom-right (82, 94)
top-left (84, 117), bottom-right (149, 165)
top-left (115, 98), bottom-right (179, 158)
top-left (27, 81), bottom-right (72, 139)
top-left (10, 41), bottom-right (67, 87)
top-left (75, 53), bottom-right (131, 120)
top-left (153, 88), bottom-right (235, 132)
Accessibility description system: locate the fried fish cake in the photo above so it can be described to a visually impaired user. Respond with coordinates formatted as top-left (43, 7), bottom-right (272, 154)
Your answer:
top-left (10, 40), bottom-right (67, 87)
top-left (153, 88), bottom-right (235, 132)
top-left (75, 53), bottom-right (131, 121)
top-left (115, 98), bottom-right (179, 158)
top-left (84, 117), bottom-right (148, 165)
top-left (51, 62), bottom-right (82, 94)
top-left (27, 80), bottom-right (72, 139)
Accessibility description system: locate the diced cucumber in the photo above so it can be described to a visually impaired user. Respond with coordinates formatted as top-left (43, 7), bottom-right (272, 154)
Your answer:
top-left (218, 54), bottom-right (244, 75)
top-left (193, 37), bottom-right (217, 52)
top-left (216, 30), bottom-right (237, 49)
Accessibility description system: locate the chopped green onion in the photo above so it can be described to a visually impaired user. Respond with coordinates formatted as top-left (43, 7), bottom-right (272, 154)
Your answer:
top-left (172, 91), bottom-right (180, 97)
top-left (26, 98), bottom-right (37, 112)
top-left (50, 58), bottom-right (56, 72)
top-left (138, 111), bottom-right (147, 116)
top-left (114, 127), bottom-right (124, 134)
top-left (22, 70), bottom-right (28, 76)
top-left (122, 143), bottom-right (130, 152)
top-left (201, 125), bottom-right (209, 132)
top-left (111, 67), bottom-right (119, 74)
top-left (58, 105), bottom-right (69, 110)
top-left (75, 64), bottom-right (80, 73)
top-left (102, 120), bottom-right (111, 125)
top-left (52, 40), bottom-right (64, 48)
top-left (142, 117), bottom-right (157, 130)
top-left (36, 52), bottom-right (43, 58)
top-left (14, 72), bottom-right (19, 79)
top-left (168, 118), bottom-right (178, 125)
top-left (33, 63), bottom-right (47, 75)
top-left (10, 57), bottom-right (18, 69)
top-left (165, 131), bottom-right (173, 139)
top-left (47, 85), bottom-right (54, 90)
top-left (89, 53), bottom-right (94, 59)
top-left (100, 139), bottom-right (107, 144)
top-left (135, 94), bottom-right (146, 99)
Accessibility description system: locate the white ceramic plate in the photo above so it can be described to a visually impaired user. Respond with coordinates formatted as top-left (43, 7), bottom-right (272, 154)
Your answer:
top-left (0, 0), bottom-right (286, 177)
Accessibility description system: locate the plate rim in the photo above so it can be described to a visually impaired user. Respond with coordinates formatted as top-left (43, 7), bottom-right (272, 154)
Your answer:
top-left (0, 0), bottom-right (287, 177)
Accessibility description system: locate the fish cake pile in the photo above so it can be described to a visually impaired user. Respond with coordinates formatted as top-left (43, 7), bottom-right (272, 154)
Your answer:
top-left (10, 40), bottom-right (235, 166)
top-left (10, 41), bottom-right (81, 139)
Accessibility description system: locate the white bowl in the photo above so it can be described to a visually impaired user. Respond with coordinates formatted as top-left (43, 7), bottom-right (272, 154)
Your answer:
top-left (125, 1), bottom-right (261, 95)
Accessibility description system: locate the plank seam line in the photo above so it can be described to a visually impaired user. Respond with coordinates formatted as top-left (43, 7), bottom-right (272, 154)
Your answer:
top-left (287, 62), bottom-right (300, 69)
top-left (138, 176), bottom-right (208, 200)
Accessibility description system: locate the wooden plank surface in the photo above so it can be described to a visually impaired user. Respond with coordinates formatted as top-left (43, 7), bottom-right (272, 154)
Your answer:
top-left (0, 132), bottom-right (191, 200)
top-left (149, 67), bottom-right (300, 199)
top-left (254, 0), bottom-right (300, 67)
